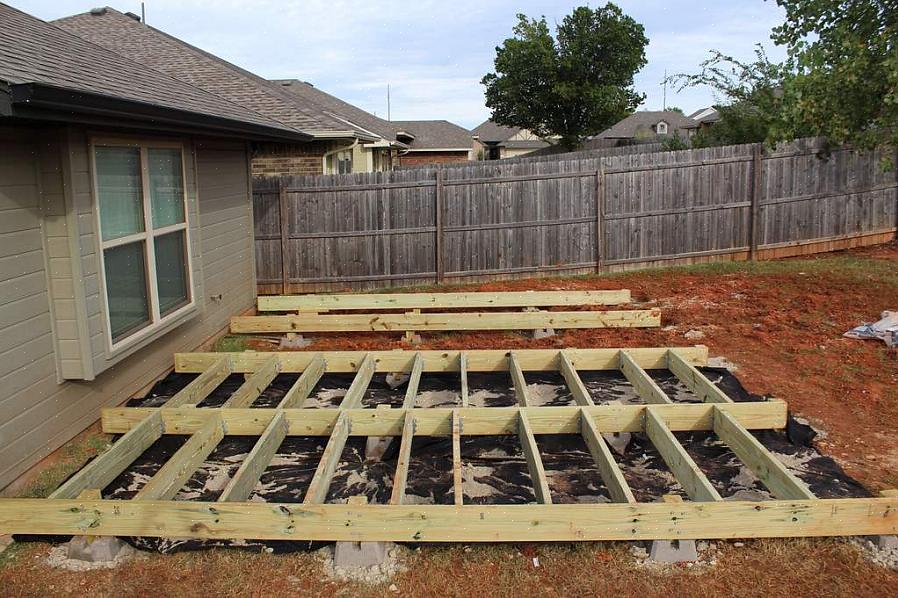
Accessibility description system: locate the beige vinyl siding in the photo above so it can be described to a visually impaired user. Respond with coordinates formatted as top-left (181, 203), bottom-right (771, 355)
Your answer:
top-left (0, 128), bottom-right (256, 490)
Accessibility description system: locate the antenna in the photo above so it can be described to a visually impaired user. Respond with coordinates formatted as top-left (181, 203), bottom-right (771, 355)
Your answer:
top-left (387, 84), bottom-right (391, 121)
top-left (141, 2), bottom-right (146, 23)
top-left (662, 69), bottom-right (667, 110)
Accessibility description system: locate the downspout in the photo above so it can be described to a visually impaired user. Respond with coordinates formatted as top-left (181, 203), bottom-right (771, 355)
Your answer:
top-left (322, 138), bottom-right (359, 173)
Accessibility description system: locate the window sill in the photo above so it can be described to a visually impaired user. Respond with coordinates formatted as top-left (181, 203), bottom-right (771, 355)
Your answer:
top-left (98, 305), bottom-right (200, 371)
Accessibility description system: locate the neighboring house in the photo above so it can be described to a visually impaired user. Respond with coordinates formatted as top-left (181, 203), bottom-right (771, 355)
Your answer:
top-left (598, 111), bottom-right (699, 142)
top-left (391, 120), bottom-right (476, 166)
top-left (0, 3), bottom-right (306, 490)
top-left (472, 120), bottom-right (552, 160)
top-left (55, 7), bottom-right (383, 176)
top-left (689, 107), bottom-right (722, 132)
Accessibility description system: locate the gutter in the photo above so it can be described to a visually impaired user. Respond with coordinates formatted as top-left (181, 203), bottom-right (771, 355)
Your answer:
top-left (321, 138), bottom-right (359, 171)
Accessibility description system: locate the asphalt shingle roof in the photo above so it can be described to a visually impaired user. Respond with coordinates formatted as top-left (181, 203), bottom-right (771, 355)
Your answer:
top-left (390, 120), bottom-right (473, 150)
top-left (0, 3), bottom-right (295, 133)
top-left (598, 111), bottom-right (699, 139)
top-left (472, 120), bottom-right (521, 144)
top-left (55, 7), bottom-right (365, 138)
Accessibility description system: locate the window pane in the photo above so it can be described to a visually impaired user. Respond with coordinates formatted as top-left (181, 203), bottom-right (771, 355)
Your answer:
top-left (154, 231), bottom-right (190, 316)
top-left (95, 146), bottom-right (144, 241)
top-left (148, 148), bottom-right (185, 228)
top-left (104, 242), bottom-right (150, 342)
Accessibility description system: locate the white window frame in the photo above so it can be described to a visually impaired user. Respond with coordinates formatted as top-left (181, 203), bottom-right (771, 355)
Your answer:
top-left (90, 138), bottom-right (196, 354)
top-left (656, 121), bottom-right (669, 135)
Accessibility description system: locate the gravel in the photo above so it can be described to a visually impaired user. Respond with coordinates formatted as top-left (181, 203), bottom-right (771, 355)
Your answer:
top-left (853, 537), bottom-right (898, 570)
top-left (317, 544), bottom-right (409, 584)
top-left (45, 544), bottom-right (140, 571)
top-left (629, 540), bottom-right (726, 572)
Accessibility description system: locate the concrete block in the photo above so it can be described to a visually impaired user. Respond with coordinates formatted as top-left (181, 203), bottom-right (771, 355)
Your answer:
top-left (872, 535), bottom-right (898, 550)
top-left (65, 536), bottom-right (134, 563)
top-left (532, 327), bottom-right (556, 339)
top-left (280, 334), bottom-right (313, 349)
top-left (649, 539), bottom-right (698, 563)
top-left (602, 432), bottom-right (631, 456)
top-left (334, 540), bottom-right (395, 568)
top-left (385, 372), bottom-right (410, 390)
top-left (0, 534), bottom-right (13, 554)
top-left (365, 436), bottom-right (393, 461)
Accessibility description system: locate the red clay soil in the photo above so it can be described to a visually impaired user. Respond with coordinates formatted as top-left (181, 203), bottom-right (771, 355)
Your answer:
top-left (247, 242), bottom-right (898, 490)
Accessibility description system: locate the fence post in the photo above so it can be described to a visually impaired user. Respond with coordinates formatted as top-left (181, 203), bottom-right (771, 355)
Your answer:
top-left (749, 144), bottom-right (763, 260)
top-left (435, 166), bottom-right (444, 284)
top-left (595, 164), bottom-right (606, 273)
top-left (278, 179), bottom-right (290, 294)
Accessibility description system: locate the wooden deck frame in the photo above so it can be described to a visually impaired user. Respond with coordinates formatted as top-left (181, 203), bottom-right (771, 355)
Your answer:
top-left (230, 308), bottom-right (661, 334)
top-left (257, 290), bottom-right (632, 312)
top-left (5, 345), bottom-right (894, 542)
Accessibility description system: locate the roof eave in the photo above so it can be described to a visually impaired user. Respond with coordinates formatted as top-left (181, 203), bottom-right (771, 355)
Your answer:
top-left (306, 129), bottom-right (380, 142)
top-left (7, 83), bottom-right (313, 141)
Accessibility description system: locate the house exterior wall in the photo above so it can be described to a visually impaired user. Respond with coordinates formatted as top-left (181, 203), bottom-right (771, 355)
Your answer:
top-left (0, 123), bottom-right (257, 491)
top-left (251, 141), bottom-right (327, 177)
top-left (398, 150), bottom-right (471, 166)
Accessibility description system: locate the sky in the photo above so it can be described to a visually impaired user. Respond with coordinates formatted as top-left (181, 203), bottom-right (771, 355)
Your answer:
top-left (11, 0), bottom-right (788, 129)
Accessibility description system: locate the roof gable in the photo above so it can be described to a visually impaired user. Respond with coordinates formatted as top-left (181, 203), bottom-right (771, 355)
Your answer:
top-left (390, 120), bottom-right (473, 150)
top-left (598, 111), bottom-right (699, 138)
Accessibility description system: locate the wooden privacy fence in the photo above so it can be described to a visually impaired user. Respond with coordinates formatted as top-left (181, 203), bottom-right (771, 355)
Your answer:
top-left (254, 139), bottom-right (898, 293)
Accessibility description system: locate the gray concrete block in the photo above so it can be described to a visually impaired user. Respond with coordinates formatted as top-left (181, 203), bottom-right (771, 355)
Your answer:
top-left (385, 372), bottom-right (410, 390)
top-left (334, 540), bottom-right (395, 568)
top-left (532, 327), bottom-right (556, 339)
top-left (365, 436), bottom-right (393, 462)
top-left (65, 536), bottom-right (134, 563)
top-left (602, 432), bottom-right (631, 456)
top-left (872, 535), bottom-right (898, 550)
top-left (649, 539), bottom-right (698, 563)
top-left (279, 334), bottom-right (313, 349)
top-left (0, 534), bottom-right (13, 554)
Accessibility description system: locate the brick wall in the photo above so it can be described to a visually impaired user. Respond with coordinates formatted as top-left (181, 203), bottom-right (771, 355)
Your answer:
top-left (252, 142), bottom-right (326, 177)
top-left (398, 151), bottom-right (470, 167)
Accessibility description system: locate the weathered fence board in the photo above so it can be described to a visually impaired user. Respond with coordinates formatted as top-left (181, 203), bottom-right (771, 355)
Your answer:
top-left (254, 139), bottom-right (898, 293)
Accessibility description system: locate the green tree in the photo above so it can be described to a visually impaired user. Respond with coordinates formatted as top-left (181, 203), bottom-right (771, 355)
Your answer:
top-left (482, 4), bottom-right (648, 149)
top-left (772, 0), bottom-right (898, 150)
top-left (673, 46), bottom-right (790, 147)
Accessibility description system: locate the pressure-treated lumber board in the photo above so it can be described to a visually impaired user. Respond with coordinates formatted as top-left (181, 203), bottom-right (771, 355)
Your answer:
top-left (403, 353), bottom-right (424, 409)
top-left (258, 290), bottom-right (632, 312)
top-left (222, 355), bottom-right (280, 408)
top-left (644, 408), bottom-right (722, 502)
top-left (49, 412), bottom-right (164, 499)
top-left (174, 346), bottom-right (709, 374)
top-left (134, 413), bottom-right (225, 501)
top-left (303, 412), bottom-right (351, 504)
top-left (4, 497), bottom-right (896, 541)
top-left (518, 412), bottom-right (552, 504)
top-left (103, 401), bottom-right (789, 437)
top-left (390, 413), bottom-right (416, 505)
top-left (338, 353), bottom-right (376, 409)
top-left (165, 355), bottom-right (232, 408)
top-left (580, 409), bottom-right (635, 504)
top-left (619, 350), bottom-right (673, 404)
top-left (509, 352), bottom-right (530, 407)
top-left (559, 351), bottom-right (594, 406)
top-left (459, 353), bottom-right (469, 407)
top-left (218, 411), bottom-right (288, 503)
top-left (280, 354), bottom-right (326, 409)
top-left (231, 309), bottom-right (660, 334)
top-left (667, 351), bottom-right (733, 404)
top-left (452, 410), bottom-right (463, 505)
top-left (713, 407), bottom-right (815, 500)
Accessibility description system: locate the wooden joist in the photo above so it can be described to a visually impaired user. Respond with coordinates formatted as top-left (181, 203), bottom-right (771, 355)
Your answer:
top-left (667, 351), bottom-right (734, 403)
top-left (102, 401), bottom-right (789, 437)
top-left (402, 353), bottom-right (424, 409)
top-left (222, 355), bottom-right (280, 408)
top-left (619, 350), bottom-right (673, 404)
top-left (279, 353), bottom-right (326, 408)
top-left (644, 408), bottom-right (722, 502)
top-left (459, 353), bottom-right (469, 407)
top-left (452, 409), bottom-right (464, 505)
top-left (518, 412), bottom-right (552, 503)
top-left (713, 407), bottom-right (815, 500)
top-left (165, 355), bottom-right (232, 408)
top-left (303, 412), bottom-right (351, 504)
top-left (174, 346), bottom-right (709, 374)
top-left (509, 352), bottom-right (530, 406)
top-left (230, 308), bottom-right (661, 334)
top-left (218, 411), bottom-right (288, 503)
top-left (257, 290), bottom-right (632, 312)
top-left (389, 413), bottom-right (416, 505)
top-left (49, 411), bottom-right (164, 499)
top-left (338, 353), bottom-right (376, 409)
top-left (580, 409), bottom-right (635, 503)
top-left (134, 413), bottom-right (225, 501)
top-left (559, 350), bottom-right (594, 406)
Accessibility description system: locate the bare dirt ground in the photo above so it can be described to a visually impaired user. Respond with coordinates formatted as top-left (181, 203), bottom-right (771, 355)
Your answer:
top-left (2, 241), bottom-right (897, 597)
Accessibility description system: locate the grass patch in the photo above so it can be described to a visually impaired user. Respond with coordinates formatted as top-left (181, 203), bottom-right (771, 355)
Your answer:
top-left (213, 334), bottom-right (249, 352)
top-left (17, 430), bottom-right (112, 498)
